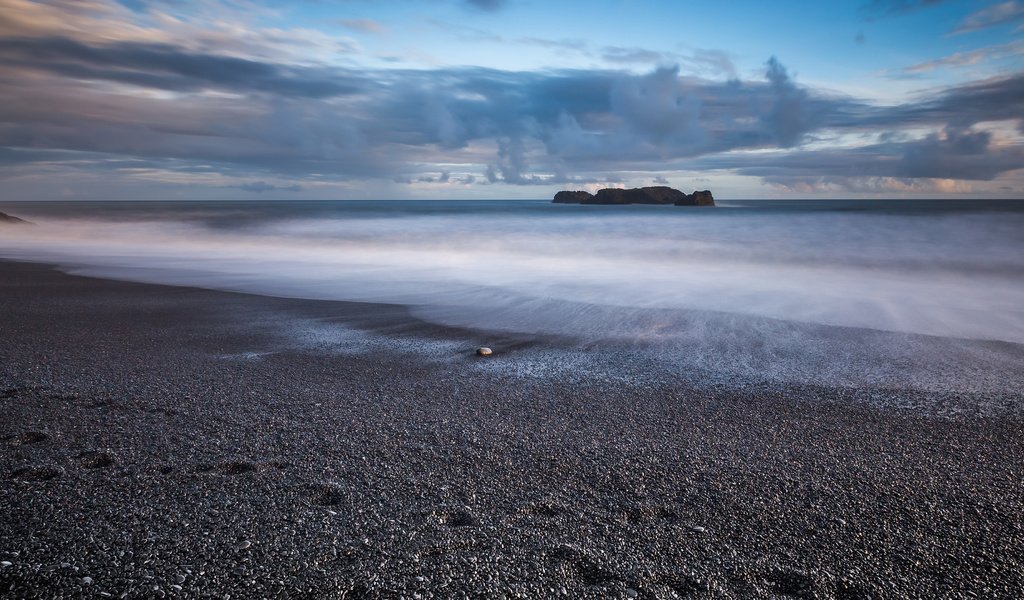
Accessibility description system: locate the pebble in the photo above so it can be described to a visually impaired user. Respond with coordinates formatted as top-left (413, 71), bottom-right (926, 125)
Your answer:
top-left (476, 347), bottom-right (493, 356)
top-left (625, 588), bottom-right (639, 598)
top-left (0, 561), bottom-right (11, 568)
top-left (174, 574), bottom-right (186, 584)
top-left (235, 540), bottom-right (252, 551)
top-left (81, 577), bottom-right (93, 585)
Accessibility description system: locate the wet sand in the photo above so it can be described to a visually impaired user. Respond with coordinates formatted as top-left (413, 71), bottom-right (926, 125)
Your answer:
top-left (1, 260), bottom-right (1022, 599)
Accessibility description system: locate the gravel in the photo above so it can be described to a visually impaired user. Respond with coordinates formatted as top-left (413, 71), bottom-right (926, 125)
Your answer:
top-left (1, 260), bottom-right (1022, 599)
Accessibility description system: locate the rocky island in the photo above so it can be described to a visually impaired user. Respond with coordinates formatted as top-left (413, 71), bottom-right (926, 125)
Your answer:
top-left (553, 186), bottom-right (714, 206)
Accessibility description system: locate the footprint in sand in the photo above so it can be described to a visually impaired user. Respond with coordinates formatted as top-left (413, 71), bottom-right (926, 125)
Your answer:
top-left (0, 387), bottom-right (45, 399)
top-left (304, 483), bottom-right (344, 506)
top-left (214, 460), bottom-right (257, 475)
top-left (9, 431), bottom-right (48, 446)
top-left (11, 466), bottom-right (61, 481)
top-left (76, 450), bottom-right (114, 469)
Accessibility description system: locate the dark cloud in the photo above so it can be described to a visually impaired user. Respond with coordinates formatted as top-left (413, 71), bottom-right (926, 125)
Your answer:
top-left (236, 181), bottom-right (304, 193)
top-left (0, 37), bottom-right (368, 98)
top-left (693, 125), bottom-right (1024, 188)
top-left (881, 72), bottom-right (1024, 127)
top-left (764, 57), bottom-right (816, 147)
top-left (900, 128), bottom-right (1001, 178)
top-left (0, 28), bottom-right (1020, 191)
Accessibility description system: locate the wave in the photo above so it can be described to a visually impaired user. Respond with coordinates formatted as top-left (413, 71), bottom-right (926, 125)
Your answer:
top-left (3, 200), bottom-right (1022, 394)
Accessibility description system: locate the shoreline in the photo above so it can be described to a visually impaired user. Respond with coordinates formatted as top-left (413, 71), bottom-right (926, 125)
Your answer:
top-left (1, 260), bottom-right (1022, 598)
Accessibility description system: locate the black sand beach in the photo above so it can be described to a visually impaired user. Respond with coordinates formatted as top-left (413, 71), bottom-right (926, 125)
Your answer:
top-left (1, 260), bottom-right (1022, 599)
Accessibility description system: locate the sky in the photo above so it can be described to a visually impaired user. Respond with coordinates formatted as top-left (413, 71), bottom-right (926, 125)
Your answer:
top-left (0, 0), bottom-right (1021, 200)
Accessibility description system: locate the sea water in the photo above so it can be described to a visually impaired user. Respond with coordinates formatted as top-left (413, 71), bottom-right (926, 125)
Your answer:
top-left (2, 199), bottom-right (1022, 395)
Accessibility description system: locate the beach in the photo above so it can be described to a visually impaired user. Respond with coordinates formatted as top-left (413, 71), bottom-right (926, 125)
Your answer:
top-left (1, 259), bottom-right (1022, 599)
top-left (3, 0), bottom-right (1024, 595)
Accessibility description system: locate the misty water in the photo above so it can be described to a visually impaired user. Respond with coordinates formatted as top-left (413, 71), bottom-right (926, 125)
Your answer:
top-left (2, 199), bottom-right (1023, 397)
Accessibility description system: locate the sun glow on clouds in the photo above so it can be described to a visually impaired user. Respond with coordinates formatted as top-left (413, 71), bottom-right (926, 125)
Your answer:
top-left (0, 0), bottom-right (1021, 199)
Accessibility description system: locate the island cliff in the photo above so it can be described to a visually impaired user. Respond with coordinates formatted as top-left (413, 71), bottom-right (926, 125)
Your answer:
top-left (553, 186), bottom-right (714, 206)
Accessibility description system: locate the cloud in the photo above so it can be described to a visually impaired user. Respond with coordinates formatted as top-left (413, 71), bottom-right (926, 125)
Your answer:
top-left (886, 72), bottom-right (1024, 127)
top-left (402, 170), bottom-right (454, 184)
top-left (950, 1), bottom-right (1024, 34)
top-left (904, 41), bottom-right (1024, 72)
top-left (602, 46), bottom-right (670, 64)
top-left (465, 0), bottom-right (507, 11)
top-left (764, 57), bottom-right (818, 147)
top-left (608, 66), bottom-right (703, 145)
top-left (6, 52), bottom-right (1017, 185)
top-left (0, 4), bottom-right (1020, 196)
top-left (899, 127), bottom-right (1004, 178)
top-left (765, 175), bottom-right (972, 195)
top-left (0, 0), bottom-right (357, 64)
top-left (236, 181), bottom-right (304, 193)
top-left (425, 18), bottom-right (502, 43)
top-left (693, 125), bottom-right (1024, 190)
top-left (3, 47), bottom-right (1018, 187)
top-left (337, 19), bottom-right (387, 35)
top-left (516, 37), bottom-right (587, 51)
top-left (600, 47), bottom-right (736, 77)
top-left (860, 0), bottom-right (944, 20)
top-left (685, 49), bottom-right (737, 79)
top-left (0, 37), bottom-right (368, 98)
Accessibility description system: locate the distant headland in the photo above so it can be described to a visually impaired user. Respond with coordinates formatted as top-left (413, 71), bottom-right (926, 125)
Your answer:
top-left (0, 210), bottom-right (29, 224)
top-left (553, 186), bottom-right (714, 206)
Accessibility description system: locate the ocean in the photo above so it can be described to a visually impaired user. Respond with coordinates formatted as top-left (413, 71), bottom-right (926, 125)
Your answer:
top-left (2, 199), bottom-right (1022, 395)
